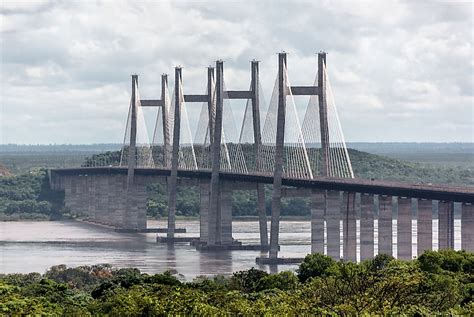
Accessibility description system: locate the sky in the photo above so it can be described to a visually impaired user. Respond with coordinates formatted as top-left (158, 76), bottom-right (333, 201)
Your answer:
top-left (0, 0), bottom-right (473, 144)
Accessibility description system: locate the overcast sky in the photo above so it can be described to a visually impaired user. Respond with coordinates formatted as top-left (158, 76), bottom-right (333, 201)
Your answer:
top-left (1, 0), bottom-right (472, 144)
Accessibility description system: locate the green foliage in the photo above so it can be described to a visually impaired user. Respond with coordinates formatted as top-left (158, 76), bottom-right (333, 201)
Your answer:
top-left (259, 271), bottom-right (299, 291)
top-left (82, 151), bottom-right (122, 167)
top-left (230, 267), bottom-right (269, 292)
top-left (1, 251), bottom-right (473, 315)
top-left (297, 253), bottom-right (337, 283)
top-left (0, 169), bottom-right (64, 220)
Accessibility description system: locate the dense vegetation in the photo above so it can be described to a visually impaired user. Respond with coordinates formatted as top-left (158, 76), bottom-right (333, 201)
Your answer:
top-left (1, 250), bottom-right (472, 315)
top-left (0, 170), bottom-right (64, 220)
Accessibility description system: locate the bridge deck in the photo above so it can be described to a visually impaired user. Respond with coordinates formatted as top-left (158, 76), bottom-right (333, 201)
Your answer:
top-left (49, 167), bottom-right (474, 203)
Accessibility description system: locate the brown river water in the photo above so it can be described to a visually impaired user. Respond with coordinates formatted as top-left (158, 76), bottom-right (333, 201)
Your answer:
top-left (0, 219), bottom-right (461, 280)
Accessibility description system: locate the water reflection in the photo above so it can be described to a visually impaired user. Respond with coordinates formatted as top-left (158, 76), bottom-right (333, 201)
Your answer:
top-left (0, 218), bottom-right (461, 280)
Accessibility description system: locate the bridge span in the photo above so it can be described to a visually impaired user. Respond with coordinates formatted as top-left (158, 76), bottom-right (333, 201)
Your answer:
top-left (49, 166), bottom-right (474, 262)
top-left (48, 52), bottom-right (473, 262)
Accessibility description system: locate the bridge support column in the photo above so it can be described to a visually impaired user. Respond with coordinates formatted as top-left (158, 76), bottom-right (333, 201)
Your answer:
top-left (417, 199), bottom-right (432, 256)
top-left (318, 52), bottom-right (330, 176)
top-left (199, 180), bottom-right (210, 244)
top-left (397, 197), bottom-right (412, 260)
top-left (167, 67), bottom-right (182, 239)
top-left (461, 203), bottom-right (474, 252)
top-left (269, 53), bottom-right (287, 259)
top-left (161, 74), bottom-right (171, 168)
top-left (360, 193), bottom-right (374, 261)
top-left (135, 177), bottom-right (147, 230)
top-left (326, 190), bottom-right (340, 260)
top-left (64, 176), bottom-right (76, 216)
top-left (76, 176), bottom-right (87, 217)
top-left (343, 192), bottom-right (356, 261)
top-left (208, 61), bottom-right (224, 246)
top-left (109, 174), bottom-right (125, 227)
top-left (438, 201), bottom-right (454, 249)
top-left (89, 175), bottom-right (98, 223)
top-left (311, 189), bottom-right (325, 254)
top-left (257, 184), bottom-right (268, 247)
top-left (97, 176), bottom-right (109, 224)
top-left (220, 182), bottom-right (233, 245)
top-left (251, 60), bottom-right (268, 247)
top-left (378, 195), bottom-right (393, 256)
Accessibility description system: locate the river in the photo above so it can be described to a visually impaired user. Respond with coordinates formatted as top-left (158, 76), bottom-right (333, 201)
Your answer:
top-left (0, 219), bottom-right (461, 280)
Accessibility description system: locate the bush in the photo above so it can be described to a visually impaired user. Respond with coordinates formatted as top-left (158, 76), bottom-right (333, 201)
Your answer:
top-left (230, 268), bottom-right (269, 293)
top-left (297, 253), bottom-right (337, 283)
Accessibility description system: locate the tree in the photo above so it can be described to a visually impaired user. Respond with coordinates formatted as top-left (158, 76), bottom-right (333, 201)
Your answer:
top-left (297, 253), bottom-right (337, 283)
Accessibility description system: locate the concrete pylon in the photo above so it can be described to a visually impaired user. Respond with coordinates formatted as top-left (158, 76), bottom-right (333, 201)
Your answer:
top-left (360, 193), bottom-right (374, 261)
top-left (127, 75), bottom-right (138, 187)
top-left (124, 75), bottom-right (138, 230)
top-left (397, 197), bottom-right (412, 260)
top-left (199, 180), bottom-right (210, 244)
top-left (167, 67), bottom-right (182, 238)
top-left (417, 199), bottom-right (433, 256)
top-left (461, 203), bottom-right (474, 252)
top-left (326, 190), bottom-right (340, 260)
top-left (438, 201), bottom-right (454, 250)
top-left (343, 192), bottom-right (356, 261)
top-left (207, 67), bottom-right (215, 148)
top-left (318, 52), bottom-right (330, 176)
top-left (208, 61), bottom-right (224, 246)
top-left (251, 60), bottom-right (268, 247)
top-left (161, 74), bottom-right (171, 168)
top-left (378, 195), bottom-right (393, 256)
top-left (220, 182), bottom-right (233, 245)
top-left (311, 189), bottom-right (325, 254)
top-left (269, 53), bottom-right (287, 259)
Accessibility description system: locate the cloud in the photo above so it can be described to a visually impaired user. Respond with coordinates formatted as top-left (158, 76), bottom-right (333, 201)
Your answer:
top-left (0, 0), bottom-right (472, 143)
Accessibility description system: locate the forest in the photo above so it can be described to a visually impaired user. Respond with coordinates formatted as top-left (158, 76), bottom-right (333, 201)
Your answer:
top-left (1, 250), bottom-right (473, 315)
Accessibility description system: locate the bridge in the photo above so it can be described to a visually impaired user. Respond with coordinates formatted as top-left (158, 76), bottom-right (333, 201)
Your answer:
top-left (49, 52), bottom-right (474, 263)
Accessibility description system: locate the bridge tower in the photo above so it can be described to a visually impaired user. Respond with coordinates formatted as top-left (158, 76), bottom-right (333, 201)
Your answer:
top-left (127, 74), bottom-right (138, 186)
top-left (208, 61), bottom-right (224, 246)
top-left (269, 52), bottom-right (333, 259)
top-left (167, 67), bottom-right (182, 238)
top-left (318, 52), bottom-right (330, 176)
top-left (251, 60), bottom-right (269, 247)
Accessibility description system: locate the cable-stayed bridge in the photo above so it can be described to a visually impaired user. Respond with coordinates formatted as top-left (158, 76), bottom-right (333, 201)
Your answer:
top-left (49, 52), bottom-right (474, 262)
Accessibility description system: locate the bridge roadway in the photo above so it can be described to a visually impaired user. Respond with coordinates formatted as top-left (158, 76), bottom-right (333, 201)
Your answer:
top-left (49, 166), bottom-right (474, 259)
top-left (50, 166), bottom-right (474, 203)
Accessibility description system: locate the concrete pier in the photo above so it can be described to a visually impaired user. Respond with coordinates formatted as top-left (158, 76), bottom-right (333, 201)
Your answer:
top-left (360, 193), bottom-right (374, 261)
top-left (397, 197), bottom-right (412, 260)
top-left (326, 190), bottom-right (340, 260)
top-left (461, 203), bottom-right (474, 252)
top-left (220, 183), bottom-right (233, 245)
top-left (378, 195), bottom-right (392, 256)
top-left (311, 189), bottom-right (325, 254)
top-left (438, 201), bottom-right (454, 250)
top-left (417, 199), bottom-right (432, 256)
top-left (199, 181), bottom-right (210, 244)
top-left (343, 192), bottom-right (356, 261)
